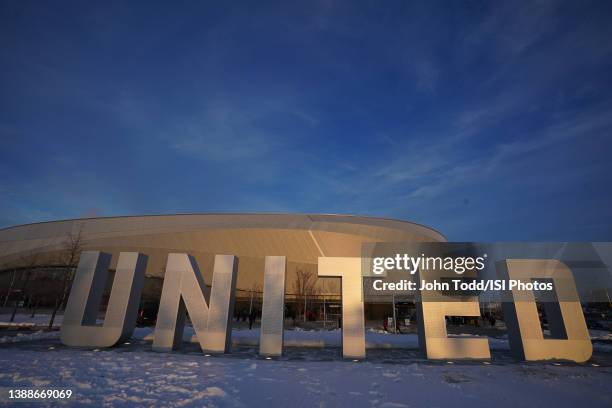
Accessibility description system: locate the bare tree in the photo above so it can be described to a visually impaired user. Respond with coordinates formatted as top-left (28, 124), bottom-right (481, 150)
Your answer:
top-left (9, 250), bottom-right (40, 322)
top-left (48, 227), bottom-right (84, 329)
top-left (248, 281), bottom-right (262, 316)
top-left (2, 268), bottom-right (18, 308)
top-left (293, 268), bottom-right (317, 322)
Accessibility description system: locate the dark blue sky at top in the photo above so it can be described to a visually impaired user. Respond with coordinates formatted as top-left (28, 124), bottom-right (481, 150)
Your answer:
top-left (1, 1), bottom-right (611, 241)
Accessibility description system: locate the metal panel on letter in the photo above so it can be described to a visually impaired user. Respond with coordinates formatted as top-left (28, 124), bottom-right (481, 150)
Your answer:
top-left (318, 257), bottom-right (366, 359)
top-left (202, 255), bottom-right (238, 353)
top-left (60, 251), bottom-right (147, 347)
top-left (260, 256), bottom-right (286, 356)
top-left (153, 253), bottom-right (238, 354)
top-left (415, 266), bottom-right (490, 360)
top-left (497, 259), bottom-right (592, 362)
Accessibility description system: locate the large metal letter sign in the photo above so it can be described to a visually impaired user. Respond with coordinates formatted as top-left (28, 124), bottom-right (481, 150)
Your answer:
top-left (57, 246), bottom-right (595, 364)
top-left (259, 256), bottom-right (287, 356)
top-left (153, 254), bottom-right (237, 354)
top-left (498, 259), bottom-right (592, 362)
top-left (318, 257), bottom-right (366, 359)
top-left (60, 251), bottom-right (147, 347)
top-left (415, 266), bottom-right (490, 360)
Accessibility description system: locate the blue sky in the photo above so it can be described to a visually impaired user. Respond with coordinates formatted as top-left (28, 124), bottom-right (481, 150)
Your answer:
top-left (1, 1), bottom-right (611, 241)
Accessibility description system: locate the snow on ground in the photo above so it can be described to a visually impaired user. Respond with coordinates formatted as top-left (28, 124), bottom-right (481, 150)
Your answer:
top-left (589, 330), bottom-right (612, 341)
top-left (1, 326), bottom-right (611, 407)
top-left (0, 329), bottom-right (60, 344)
top-left (3, 326), bottom-right (611, 352)
top-left (135, 326), bottom-right (612, 353)
top-left (0, 313), bottom-right (63, 327)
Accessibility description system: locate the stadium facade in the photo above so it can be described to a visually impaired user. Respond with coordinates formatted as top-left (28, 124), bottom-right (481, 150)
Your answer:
top-left (0, 214), bottom-right (445, 324)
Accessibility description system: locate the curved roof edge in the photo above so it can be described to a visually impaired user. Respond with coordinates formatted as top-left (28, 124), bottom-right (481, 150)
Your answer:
top-left (0, 212), bottom-right (447, 242)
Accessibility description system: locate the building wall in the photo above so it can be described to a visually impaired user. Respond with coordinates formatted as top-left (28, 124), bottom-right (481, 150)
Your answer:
top-left (0, 213), bottom-right (445, 295)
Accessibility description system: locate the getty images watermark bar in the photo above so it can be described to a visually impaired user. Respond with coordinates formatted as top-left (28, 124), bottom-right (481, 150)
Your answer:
top-left (59, 242), bottom-right (610, 363)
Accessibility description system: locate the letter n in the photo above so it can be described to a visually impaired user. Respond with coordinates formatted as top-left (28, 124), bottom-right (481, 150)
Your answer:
top-left (153, 254), bottom-right (238, 354)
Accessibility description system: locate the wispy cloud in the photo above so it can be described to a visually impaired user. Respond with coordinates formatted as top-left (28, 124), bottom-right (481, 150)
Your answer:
top-left (1, 1), bottom-right (611, 241)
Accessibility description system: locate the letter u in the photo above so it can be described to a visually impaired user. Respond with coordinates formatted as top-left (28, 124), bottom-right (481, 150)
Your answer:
top-left (60, 251), bottom-right (147, 347)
